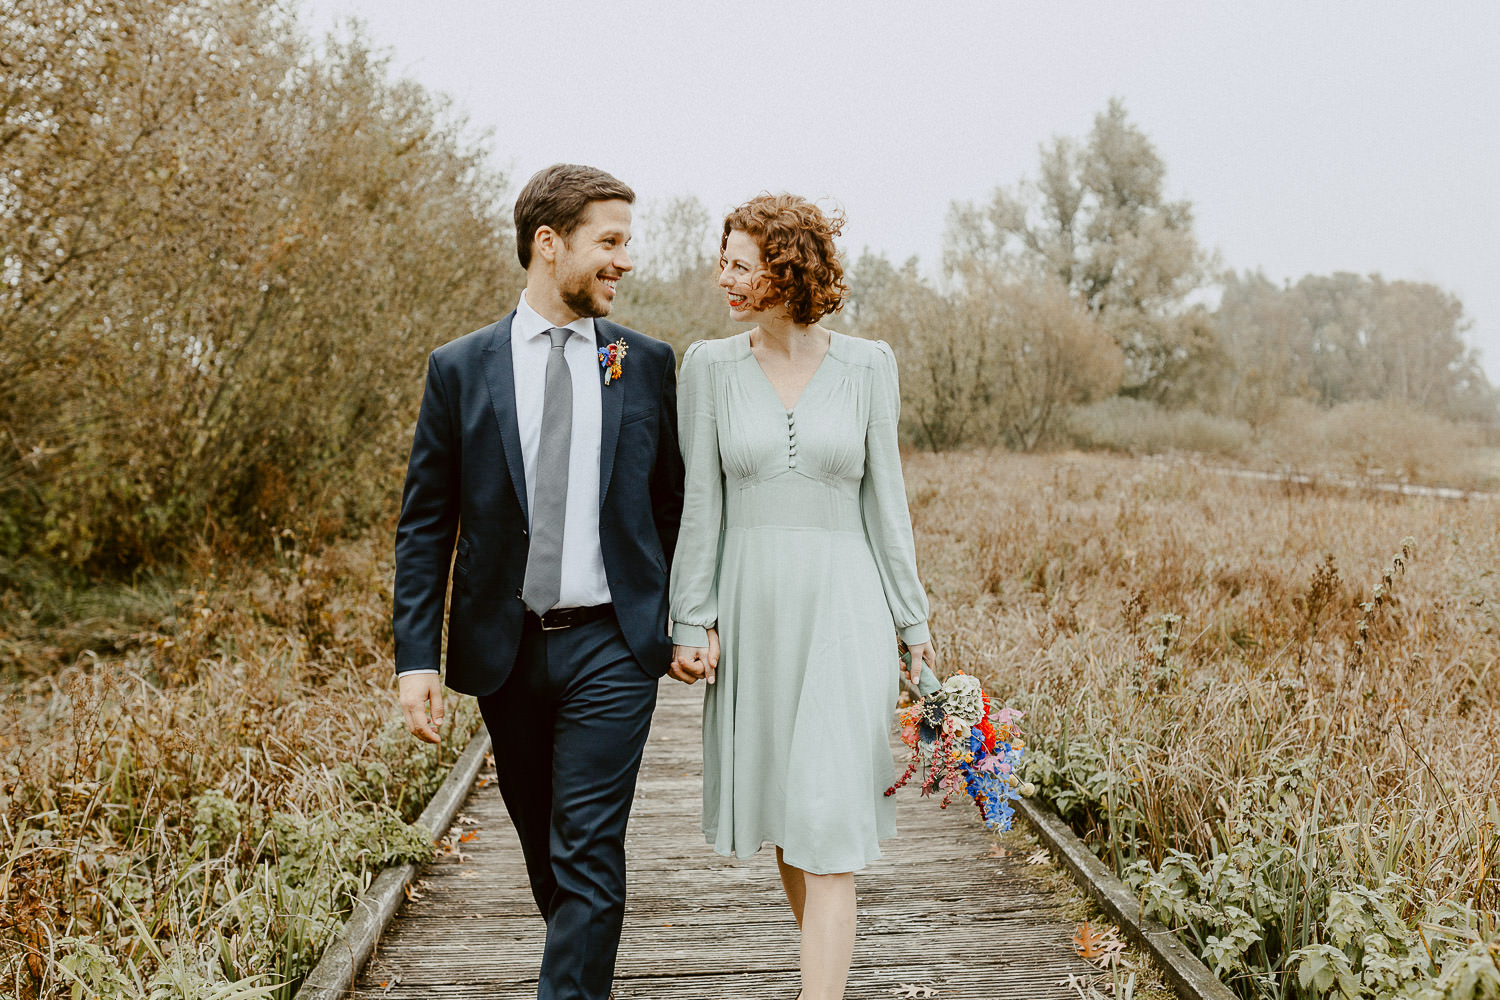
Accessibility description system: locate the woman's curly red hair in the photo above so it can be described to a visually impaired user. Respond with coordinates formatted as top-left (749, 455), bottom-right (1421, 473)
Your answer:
top-left (721, 193), bottom-right (848, 326)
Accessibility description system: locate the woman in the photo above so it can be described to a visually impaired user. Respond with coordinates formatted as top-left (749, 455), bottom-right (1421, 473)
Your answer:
top-left (669, 193), bottom-right (938, 999)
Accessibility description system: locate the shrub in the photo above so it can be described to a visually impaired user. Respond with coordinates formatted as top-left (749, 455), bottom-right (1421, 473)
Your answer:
top-left (1063, 397), bottom-right (1252, 457)
top-left (0, 0), bottom-right (521, 578)
top-left (1257, 399), bottom-right (1484, 487)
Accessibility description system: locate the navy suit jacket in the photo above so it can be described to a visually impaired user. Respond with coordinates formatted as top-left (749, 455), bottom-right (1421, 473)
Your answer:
top-left (392, 312), bottom-right (684, 697)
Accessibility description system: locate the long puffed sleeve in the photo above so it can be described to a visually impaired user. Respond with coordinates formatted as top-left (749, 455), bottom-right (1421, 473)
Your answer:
top-left (668, 341), bottom-right (722, 647)
top-left (859, 341), bottom-right (930, 645)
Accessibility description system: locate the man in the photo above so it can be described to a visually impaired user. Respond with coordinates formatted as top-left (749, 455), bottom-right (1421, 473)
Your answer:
top-left (393, 163), bottom-right (688, 999)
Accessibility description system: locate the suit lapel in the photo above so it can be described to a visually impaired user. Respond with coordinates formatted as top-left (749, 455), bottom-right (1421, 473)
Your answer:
top-left (480, 313), bottom-right (530, 523)
top-left (596, 323), bottom-right (624, 508)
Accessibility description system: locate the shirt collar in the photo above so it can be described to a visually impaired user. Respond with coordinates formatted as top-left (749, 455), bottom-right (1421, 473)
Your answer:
top-left (516, 289), bottom-right (595, 345)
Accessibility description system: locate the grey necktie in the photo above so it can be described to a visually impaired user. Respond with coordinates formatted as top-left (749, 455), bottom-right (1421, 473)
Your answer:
top-left (521, 328), bottom-right (573, 616)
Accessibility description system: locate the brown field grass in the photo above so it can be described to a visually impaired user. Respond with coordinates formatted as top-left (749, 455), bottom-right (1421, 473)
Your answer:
top-left (0, 533), bottom-right (479, 998)
top-left (904, 450), bottom-right (1499, 996)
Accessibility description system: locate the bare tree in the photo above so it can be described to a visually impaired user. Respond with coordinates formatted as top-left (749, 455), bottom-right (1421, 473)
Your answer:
top-left (615, 195), bottom-right (745, 357)
top-left (1215, 270), bottom-right (1497, 423)
top-left (946, 99), bottom-right (1212, 401)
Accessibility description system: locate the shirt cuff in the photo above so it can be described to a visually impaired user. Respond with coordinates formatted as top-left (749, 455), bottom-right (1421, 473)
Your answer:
top-left (672, 623), bottom-right (710, 648)
top-left (898, 621), bottom-right (930, 646)
top-left (399, 668), bottom-right (441, 676)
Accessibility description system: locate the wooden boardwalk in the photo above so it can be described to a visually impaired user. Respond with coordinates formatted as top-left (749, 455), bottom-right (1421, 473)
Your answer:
top-left (351, 677), bottom-right (1104, 998)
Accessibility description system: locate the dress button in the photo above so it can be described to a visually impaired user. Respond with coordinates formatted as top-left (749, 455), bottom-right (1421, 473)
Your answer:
top-left (788, 459), bottom-right (797, 468)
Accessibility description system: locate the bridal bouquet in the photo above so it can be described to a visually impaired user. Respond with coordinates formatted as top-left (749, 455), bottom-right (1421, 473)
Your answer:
top-left (886, 659), bottom-right (1028, 833)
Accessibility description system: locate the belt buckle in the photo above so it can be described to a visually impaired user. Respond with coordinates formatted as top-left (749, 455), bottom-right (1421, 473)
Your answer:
top-left (539, 611), bottom-right (569, 631)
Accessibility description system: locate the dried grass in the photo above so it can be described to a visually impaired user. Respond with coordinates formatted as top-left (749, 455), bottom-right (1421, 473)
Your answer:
top-left (906, 449), bottom-right (1499, 993)
top-left (0, 533), bottom-right (476, 997)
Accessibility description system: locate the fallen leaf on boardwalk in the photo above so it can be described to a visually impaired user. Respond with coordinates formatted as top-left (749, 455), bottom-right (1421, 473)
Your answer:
top-left (459, 829), bottom-right (480, 842)
top-left (988, 844), bottom-right (1009, 858)
top-left (1059, 973), bottom-right (1095, 997)
top-left (403, 883), bottom-right (424, 902)
top-left (1026, 849), bottom-right (1051, 865)
top-left (1073, 921), bottom-right (1126, 968)
top-left (891, 986), bottom-right (938, 998)
top-left (476, 775), bottom-right (492, 787)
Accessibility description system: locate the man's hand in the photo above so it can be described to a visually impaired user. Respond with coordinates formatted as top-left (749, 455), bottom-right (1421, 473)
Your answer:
top-left (669, 627), bottom-right (721, 685)
top-left (904, 640), bottom-right (937, 685)
top-left (399, 672), bottom-right (445, 744)
top-left (668, 646), bottom-right (705, 685)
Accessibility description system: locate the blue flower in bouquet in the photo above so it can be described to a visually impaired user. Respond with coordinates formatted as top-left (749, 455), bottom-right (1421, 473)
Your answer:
top-left (889, 667), bottom-right (1026, 832)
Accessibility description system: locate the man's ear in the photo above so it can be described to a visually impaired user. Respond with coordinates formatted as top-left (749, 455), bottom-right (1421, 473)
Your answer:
top-left (533, 225), bottom-right (559, 264)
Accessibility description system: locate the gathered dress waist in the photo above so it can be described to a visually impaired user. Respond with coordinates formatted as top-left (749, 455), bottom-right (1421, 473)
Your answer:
top-left (727, 476), bottom-right (863, 532)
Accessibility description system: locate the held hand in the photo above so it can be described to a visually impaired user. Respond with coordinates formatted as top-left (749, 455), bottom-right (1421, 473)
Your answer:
top-left (904, 640), bottom-right (937, 685)
top-left (669, 627), bottom-right (722, 686)
top-left (399, 672), bottom-right (445, 744)
top-left (669, 645), bottom-right (707, 685)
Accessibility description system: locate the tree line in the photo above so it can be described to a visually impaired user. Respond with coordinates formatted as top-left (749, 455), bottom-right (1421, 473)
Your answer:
top-left (623, 100), bottom-right (1497, 452)
top-left (3, 2), bottom-right (1494, 583)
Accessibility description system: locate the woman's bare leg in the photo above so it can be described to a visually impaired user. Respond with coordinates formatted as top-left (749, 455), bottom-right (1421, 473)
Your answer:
top-left (775, 846), bottom-right (807, 927)
top-left (797, 868), bottom-right (856, 999)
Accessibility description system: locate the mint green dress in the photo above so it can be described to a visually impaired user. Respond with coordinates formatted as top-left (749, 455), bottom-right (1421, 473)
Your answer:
top-left (669, 331), bottom-right (930, 875)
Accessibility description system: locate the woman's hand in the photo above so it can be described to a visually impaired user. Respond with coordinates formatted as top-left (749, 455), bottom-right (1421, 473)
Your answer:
top-left (903, 640), bottom-right (937, 684)
top-left (670, 628), bottom-right (721, 685)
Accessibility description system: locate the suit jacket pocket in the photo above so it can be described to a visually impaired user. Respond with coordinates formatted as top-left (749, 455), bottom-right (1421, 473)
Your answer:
top-left (620, 406), bottom-right (654, 425)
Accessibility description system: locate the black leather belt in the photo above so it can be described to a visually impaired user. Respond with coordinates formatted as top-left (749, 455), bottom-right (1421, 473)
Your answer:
top-left (524, 603), bottom-right (613, 631)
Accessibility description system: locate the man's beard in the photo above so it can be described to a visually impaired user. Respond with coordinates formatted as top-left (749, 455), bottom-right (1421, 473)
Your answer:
top-left (558, 267), bottom-right (613, 319)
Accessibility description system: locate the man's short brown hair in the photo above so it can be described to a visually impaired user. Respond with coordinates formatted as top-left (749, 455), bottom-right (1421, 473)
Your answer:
top-left (513, 164), bottom-right (635, 270)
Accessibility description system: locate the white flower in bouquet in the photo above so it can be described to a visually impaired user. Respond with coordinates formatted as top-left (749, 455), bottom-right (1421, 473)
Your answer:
top-left (941, 674), bottom-right (985, 725)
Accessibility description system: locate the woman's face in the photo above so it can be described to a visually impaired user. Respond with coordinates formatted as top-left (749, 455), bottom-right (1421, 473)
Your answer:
top-left (718, 229), bottom-right (772, 321)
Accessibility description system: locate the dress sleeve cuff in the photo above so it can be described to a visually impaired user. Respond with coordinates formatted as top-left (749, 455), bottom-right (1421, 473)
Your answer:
top-left (399, 668), bottom-right (441, 676)
top-left (898, 621), bottom-right (930, 646)
top-left (672, 622), bottom-right (711, 648)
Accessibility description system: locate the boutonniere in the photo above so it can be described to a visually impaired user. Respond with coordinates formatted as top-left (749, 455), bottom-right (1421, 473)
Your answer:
top-left (598, 338), bottom-right (628, 385)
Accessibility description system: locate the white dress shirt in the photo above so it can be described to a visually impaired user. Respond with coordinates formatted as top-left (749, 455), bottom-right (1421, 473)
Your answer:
top-left (511, 290), bottom-right (613, 609)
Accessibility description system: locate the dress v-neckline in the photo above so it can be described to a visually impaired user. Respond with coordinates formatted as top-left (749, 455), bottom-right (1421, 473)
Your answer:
top-left (745, 331), bottom-right (835, 412)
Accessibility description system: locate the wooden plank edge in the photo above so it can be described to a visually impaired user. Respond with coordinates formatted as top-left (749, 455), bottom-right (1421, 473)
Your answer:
top-left (1013, 797), bottom-right (1237, 1000)
top-left (294, 726), bottom-right (494, 1000)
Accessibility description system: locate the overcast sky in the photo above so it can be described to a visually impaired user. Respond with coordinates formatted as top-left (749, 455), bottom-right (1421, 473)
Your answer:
top-left (294, 0), bottom-right (1500, 380)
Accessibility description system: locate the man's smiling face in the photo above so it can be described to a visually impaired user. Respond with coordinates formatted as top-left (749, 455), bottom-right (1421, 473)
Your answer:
top-left (554, 199), bottom-right (633, 320)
